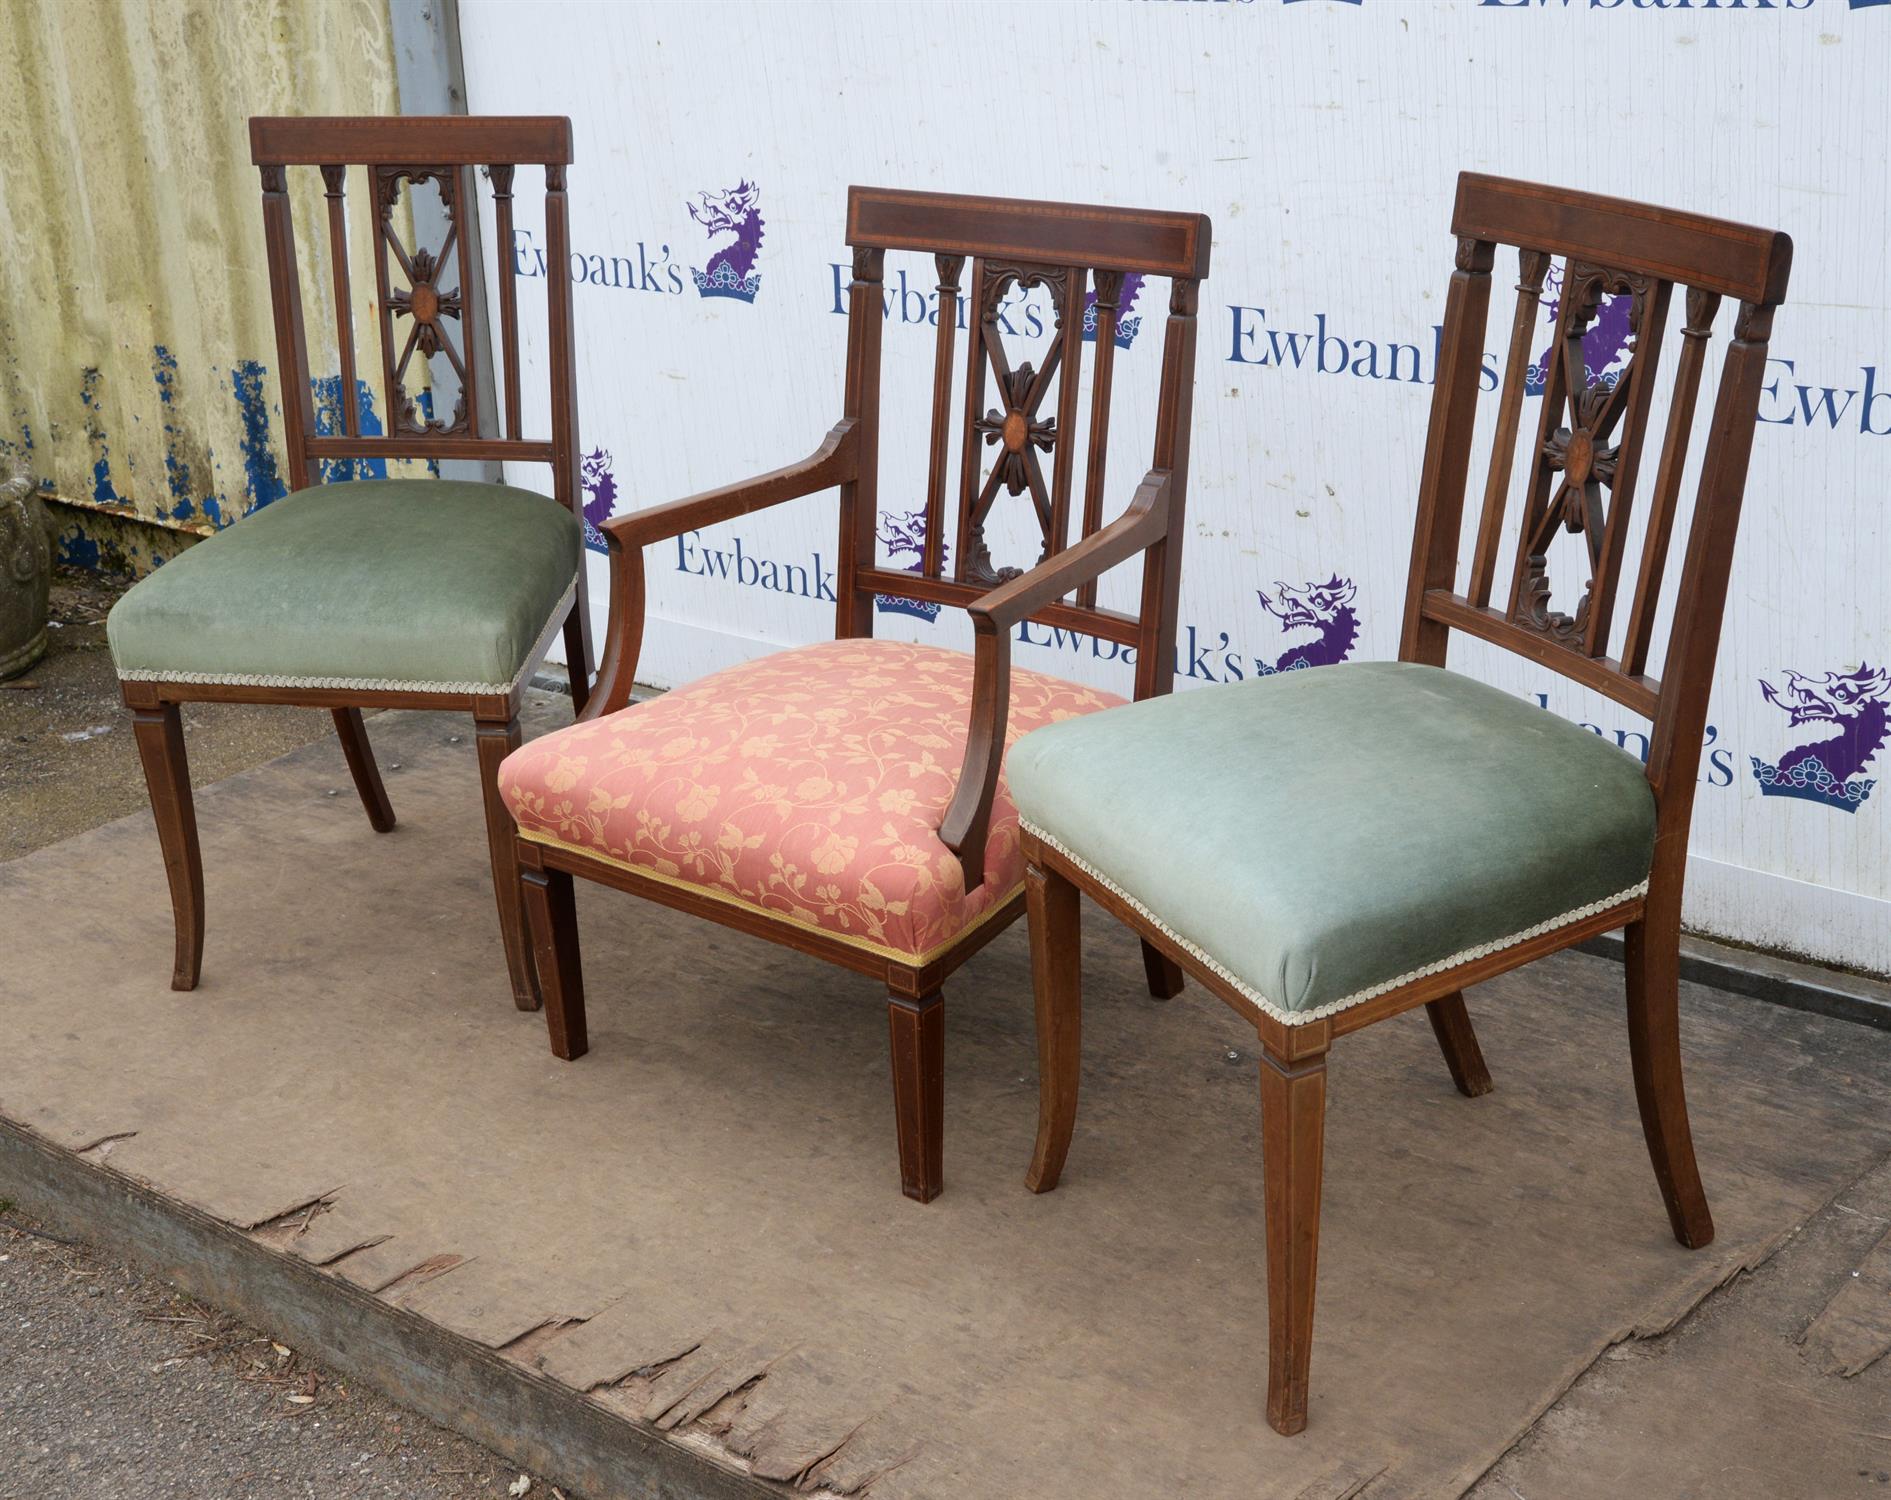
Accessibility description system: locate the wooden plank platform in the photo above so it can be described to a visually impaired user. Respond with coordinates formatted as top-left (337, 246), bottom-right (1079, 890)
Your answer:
top-left (5, 707), bottom-right (1891, 1498)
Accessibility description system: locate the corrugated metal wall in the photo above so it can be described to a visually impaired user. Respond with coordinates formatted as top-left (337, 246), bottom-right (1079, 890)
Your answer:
top-left (0, 0), bottom-right (409, 572)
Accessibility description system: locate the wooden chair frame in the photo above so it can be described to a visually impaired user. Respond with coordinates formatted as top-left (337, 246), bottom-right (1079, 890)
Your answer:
top-left (519, 186), bottom-right (1212, 1202)
top-left (126, 115), bottom-right (593, 1009)
top-left (1021, 172), bottom-right (1792, 1433)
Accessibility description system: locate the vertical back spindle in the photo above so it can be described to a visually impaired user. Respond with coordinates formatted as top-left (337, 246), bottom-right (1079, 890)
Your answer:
top-left (1468, 248), bottom-right (1548, 606)
top-left (1579, 277), bottom-right (1672, 657)
top-left (1621, 287), bottom-right (1720, 677)
top-left (369, 166), bottom-right (404, 441)
top-left (319, 165), bottom-right (359, 439)
top-left (450, 167), bottom-right (481, 438)
top-left (1046, 266), bottom-right (1087, 563)
top-left (490, 163), bottom-right (522, 441)
top-left (953, 259), bottom-right (990, 584)
top-left (1078, 270), bottom-right (1124, 609)
top-left (922, 254), bottom-right (964, 580)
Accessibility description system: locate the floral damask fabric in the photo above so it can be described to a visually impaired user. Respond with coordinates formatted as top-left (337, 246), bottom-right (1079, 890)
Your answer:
top-left (500, 637), bottom-right (1126, 961)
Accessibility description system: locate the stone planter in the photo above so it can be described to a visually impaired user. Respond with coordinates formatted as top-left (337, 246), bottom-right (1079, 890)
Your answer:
top-left (0, 457), bottom-right (52, 679)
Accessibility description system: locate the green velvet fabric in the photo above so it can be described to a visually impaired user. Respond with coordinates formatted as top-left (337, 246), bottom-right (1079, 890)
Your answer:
top-left (1006, 662), bottom-right (1656, 1019)
top-left (109, 480), bottom-right (581, 692)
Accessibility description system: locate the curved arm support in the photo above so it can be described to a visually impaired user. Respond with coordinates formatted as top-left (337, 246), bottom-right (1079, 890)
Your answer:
top-left (580, 420), bottom-right (859, 720)
top-left (938, 467), bottom-right (1173, 889)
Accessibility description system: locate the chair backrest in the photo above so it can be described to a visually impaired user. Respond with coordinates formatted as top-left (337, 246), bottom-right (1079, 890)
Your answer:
top-left (839, 187), bottom-right (1212, 700)
top-left (1401, 172), bottom-right (1791, 807)
top-left (248, 115), bottom-right (579, 507)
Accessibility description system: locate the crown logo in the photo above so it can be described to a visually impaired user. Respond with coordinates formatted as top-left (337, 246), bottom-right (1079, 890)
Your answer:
top-left (1256, 575), bottom-right (1360, 675)
top-left (687, 181), bottom-right (765, 305)
top-left (876, 510), bottom-right (943, 622)
top-left (1750, 664), bottom-right (1887, 813)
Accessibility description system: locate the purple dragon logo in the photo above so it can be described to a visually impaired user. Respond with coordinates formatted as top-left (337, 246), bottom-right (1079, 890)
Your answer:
top-left (1750, 664), bottom-right (1888, 812)
top-left (580, 447), bottom-right (617, 553)
top-left (1256, 575), bottom-right (1359, 674)
top-left (688, 181), bottom-right (764, 304)
top-left (1525, 262), bottom-right (1636, 398)
top-left (1082, 273), bottom-right (1147, 350)
top-left (876, 509), bottom-right (942, 622)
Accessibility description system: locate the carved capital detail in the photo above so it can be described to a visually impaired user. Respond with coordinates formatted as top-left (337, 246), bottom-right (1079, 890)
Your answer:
top-left (1681, 285), bottom-right (1716, 335)
top-left (1517, 248), bottom-right (1550, 295)
top-left (1734, 301), bottom-right (1774, 343)
top-left (1455, 237), bottom-right (1495, 275)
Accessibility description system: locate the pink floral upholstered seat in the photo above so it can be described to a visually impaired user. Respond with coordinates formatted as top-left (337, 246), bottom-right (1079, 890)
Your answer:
top-left (500, 638), bottom-right (1124, 962)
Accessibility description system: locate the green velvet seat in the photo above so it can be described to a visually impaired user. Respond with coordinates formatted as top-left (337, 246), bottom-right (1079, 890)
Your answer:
top-left (1006, 661), bottom-right (1656, 1024)
top-left (108, 479), bottom-right (582, 694)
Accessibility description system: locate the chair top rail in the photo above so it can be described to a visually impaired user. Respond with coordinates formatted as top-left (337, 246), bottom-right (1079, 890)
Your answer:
top-left (1453, 172), bottom-right (1790, 305)
top-left (848, 186), bottom-right (1211, 280)
top-left (250, 116), bottom-right (573, 167)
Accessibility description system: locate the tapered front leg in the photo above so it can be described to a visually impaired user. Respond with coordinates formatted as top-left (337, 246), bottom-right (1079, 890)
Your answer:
top-left (887, 988), bottom-right (945, 1203)
top-left (331, 707), bottom-right (396, 832)
top-left (520, 849), bottom-right (587, 1060)
top-left (129, 699), bottom-right (204, 992)
top-left (1025, 860), bottom-right (1083, 1193)
top-left (1259, 1037), bottom-right (1328, 1436)
top-left (474, 712), bottom-right (539, 1011)
top-left (1424, 990), bottom-right (1493, 1097)
top-left (1624, 912), bottom-right (1714, 1248)
top-left (1140, 938), bottom-right (1184, 1000)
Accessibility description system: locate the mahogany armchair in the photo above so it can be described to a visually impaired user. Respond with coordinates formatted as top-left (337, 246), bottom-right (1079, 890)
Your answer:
top-left (1007, 174), bottom-right (1791, 1432)
top-left (499, 187), bottom-right (1212, 1202)
top-left (107, 116), bottom-right (593, 1005)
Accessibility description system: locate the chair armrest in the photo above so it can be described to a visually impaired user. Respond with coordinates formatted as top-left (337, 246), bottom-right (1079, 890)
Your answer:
top-left (581, 420), bottom-right (860, 719)
top-left (938, 467), bottom-right (1174, 889)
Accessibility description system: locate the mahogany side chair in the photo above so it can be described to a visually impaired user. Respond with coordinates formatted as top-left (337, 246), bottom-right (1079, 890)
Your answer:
top-left (1007, 173), bottom-right (1791, 1433)
top-left (498, 188), bottom-right (1212, 1202)
top-left (107, 116), bottom-right (594, 1007)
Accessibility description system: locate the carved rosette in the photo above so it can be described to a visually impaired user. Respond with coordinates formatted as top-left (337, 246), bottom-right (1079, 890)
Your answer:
top-left (374, 165), bottom-right (470, 436)
top-left (963, 260), bottom-right (1074, 586)
top-left (1516, 261), bottom-right (1651, 645)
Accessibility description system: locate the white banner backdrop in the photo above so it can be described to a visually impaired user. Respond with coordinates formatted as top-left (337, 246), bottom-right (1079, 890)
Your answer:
top-left (459, 0), bottom-right (1889, 976)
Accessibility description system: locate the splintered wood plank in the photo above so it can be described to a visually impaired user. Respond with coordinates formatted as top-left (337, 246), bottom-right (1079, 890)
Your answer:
top-left (1801, 1223), bottom-right (1891, 1378)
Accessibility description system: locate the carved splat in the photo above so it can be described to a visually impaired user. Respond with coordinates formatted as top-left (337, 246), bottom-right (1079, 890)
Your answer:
top-left (959, 261), bottom-right (1080, 586)
top-left (373, 165), bottom-right (471, 437)
top-left (1512, 261), bottom-right (1655, 648)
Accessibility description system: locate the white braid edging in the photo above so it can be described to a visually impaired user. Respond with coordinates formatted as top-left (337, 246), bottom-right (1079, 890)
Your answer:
top-left (1020, 820), bottom-right (1648, 1027)
top-left (116, 582), bottom-right (577, 698)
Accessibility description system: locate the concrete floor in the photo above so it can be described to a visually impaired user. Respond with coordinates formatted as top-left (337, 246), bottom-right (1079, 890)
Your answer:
top-left (1, 567), bottom-right (560, 1499)
top-left (1468, 1147), bottom-right (1891, 1500)
top-left (3, 692), bottom-right (1890, 1497)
